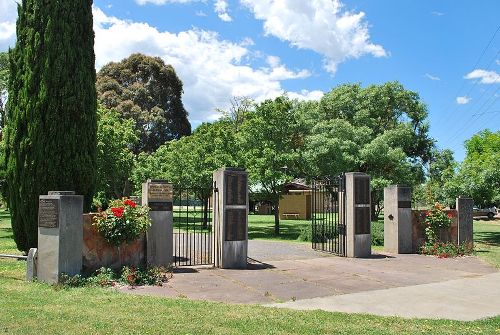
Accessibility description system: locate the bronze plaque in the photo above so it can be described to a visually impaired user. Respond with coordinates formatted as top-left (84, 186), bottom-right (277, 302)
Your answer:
top-left (225, 208), bottom-right (246, 241)
top-left (355, 207), bottom-right (370, 234)
top-left (398, 201), bottom-right (412, 208)
top-left (354, 177), bottom-right (370, 204)
top-left (38, 199), bottom-right (59, 228)
top-left (148, 202), bottom-right (173, 212)
top-left (225, 173), bottom-right (247, 206)
top-left (148, 183), bottom-right (173, 201)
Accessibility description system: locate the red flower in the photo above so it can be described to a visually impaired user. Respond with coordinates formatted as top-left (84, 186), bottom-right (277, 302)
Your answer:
top-left (425, 210), bottom-right (430, 216)
top-left (124, 199), bottom-right (136, 208)
top-left (447, 212), bottom-right (454, 218)
top-left (111, 206), bottom-right (125, 218)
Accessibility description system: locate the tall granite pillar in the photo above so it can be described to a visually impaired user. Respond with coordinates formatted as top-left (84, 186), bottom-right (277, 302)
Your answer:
top-left (37, 191), bottom-right (83, 284)
top-left (142, 180), bottom-right (173, 267)
top-left (384, 185), bottom-right (412, 254)
top-left (345, 173), bottom-right (371, 258)
top-left (456, 197), bottom-right (474, 245)
top-left (212, 168), bottom-right (248, 269)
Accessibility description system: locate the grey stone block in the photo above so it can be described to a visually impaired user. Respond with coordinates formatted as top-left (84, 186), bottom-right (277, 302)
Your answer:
top-left (384, 185), bottom-right (412, 254)
top-left (456, 197), bottom-right (473, 244)
top-left (345, 173), bottom-right (371, 258)
top-left (37, 192), bottom-right (83, 284)
top-left (26, 248), bottom-right (37, 281)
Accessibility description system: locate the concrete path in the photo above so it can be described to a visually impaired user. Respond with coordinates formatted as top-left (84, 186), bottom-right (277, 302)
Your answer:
top-left (270, 272), bottom-right (500, 321)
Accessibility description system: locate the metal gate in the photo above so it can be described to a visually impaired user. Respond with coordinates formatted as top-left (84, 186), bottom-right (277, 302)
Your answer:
top-left (173, 186), bottom-right (213, 266)
top-left (311, 175), bottom-right (346, 256)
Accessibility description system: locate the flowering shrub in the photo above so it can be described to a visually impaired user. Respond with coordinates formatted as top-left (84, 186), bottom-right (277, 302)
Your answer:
top-left (93, 198), bottom-right (151, 246)
top-left (420, 242), bottom-right (474, 258)
top-left (423, 203), bottom-right (453, 243)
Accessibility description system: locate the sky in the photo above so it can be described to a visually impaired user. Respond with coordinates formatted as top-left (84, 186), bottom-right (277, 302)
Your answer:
top-left (0, 0), bottom-right (499, 161)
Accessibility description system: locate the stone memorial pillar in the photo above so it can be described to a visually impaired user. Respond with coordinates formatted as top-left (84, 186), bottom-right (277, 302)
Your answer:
top-left (37, 191), bottom-right (83, 284)
top-left (142, 180), bottom-right (173, 267)
top-left (384, 185), bottom-right (412, 254)
top-left (345, 173), bottom-right (371, 258)
top-left (212, 168), bottom-right (248, 269)
top-left (456, 197), bottom-right (473, 245)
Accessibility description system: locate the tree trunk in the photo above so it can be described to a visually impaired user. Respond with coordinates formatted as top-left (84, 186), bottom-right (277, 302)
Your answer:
top-left (273, 200), bottom-right (280, 235)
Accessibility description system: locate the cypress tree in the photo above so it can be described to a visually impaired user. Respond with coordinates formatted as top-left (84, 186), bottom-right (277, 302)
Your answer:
top-left (5, 0), bottom-right (97, 252)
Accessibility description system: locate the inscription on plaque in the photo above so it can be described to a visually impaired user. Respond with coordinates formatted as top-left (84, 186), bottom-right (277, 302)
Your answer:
top-left (398, 201), bottom-right (412, 209)
top-left (225, 208), bottom-right (246, 241)
top-left (38, 199), bottom-right (59, 228)
top-left (355, 207), bottom-right (370, 234)
top-left (148, 202), bottom-right (173, 212)
top-left (225, 173), bottom-right (247, 206)
top-left (148, 183), bottom-right (173, 201)
top-left (354, 177), bottom-right (370, 204)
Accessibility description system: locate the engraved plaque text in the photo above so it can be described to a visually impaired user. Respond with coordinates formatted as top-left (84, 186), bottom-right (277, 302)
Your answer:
top-left (355, 207), bottom-right (370, 234)
top-left (354, 177), bottom-right (370, 204)
top-left (225, 208), bottom-right (246, 241)
top-left (226, 173), bottom-right (247, 206)
top-left (38, 199), bottom-right (59, 228)
top-left (148, 183), bottom-right (173, 201)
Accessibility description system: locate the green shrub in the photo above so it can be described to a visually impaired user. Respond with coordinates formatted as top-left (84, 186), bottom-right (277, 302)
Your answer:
top-left (420, 242), bottom-right (474, 258)
top-left (371, 220), bottom-right (384, 246)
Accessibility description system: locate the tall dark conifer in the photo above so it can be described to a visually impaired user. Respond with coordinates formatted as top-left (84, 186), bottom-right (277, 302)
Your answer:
top-left (5, 0), bottom-right (97, 252)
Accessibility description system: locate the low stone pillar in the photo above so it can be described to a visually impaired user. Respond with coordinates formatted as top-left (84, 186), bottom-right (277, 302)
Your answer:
top-left (384, 185), bottom-right (412, 254)
top-left (212, 168), bottom-right (248, 269)
top-left (456, 197), bottom-right (473, 244)
top-left (37, 191), bottom-right (83, 284)
top-left (345, 173), bottom-right (371, 258)
top-left (26, 248), bottom-right (37, 281)
top-left (142, 180), bottom-right (173, 267)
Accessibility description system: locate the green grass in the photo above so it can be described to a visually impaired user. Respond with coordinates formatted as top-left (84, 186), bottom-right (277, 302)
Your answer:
top-left (473, 219), bottom-right (500, 268)
top-left (248, 214), bottom-right (310, 241)
top-left (1, 210), bottom-right (500, 334)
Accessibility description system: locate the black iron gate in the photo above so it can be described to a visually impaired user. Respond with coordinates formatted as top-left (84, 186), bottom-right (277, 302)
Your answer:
top-left (173, 186), bottom-right (213, 266)
top-left (311, 175), bottom-right (346, 256)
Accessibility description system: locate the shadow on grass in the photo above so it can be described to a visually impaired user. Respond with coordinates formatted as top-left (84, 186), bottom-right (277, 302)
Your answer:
top-left (474, 231), bottom-right (500, 246)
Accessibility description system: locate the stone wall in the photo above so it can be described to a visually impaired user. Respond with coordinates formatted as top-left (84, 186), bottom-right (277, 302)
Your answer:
top-left (411, 210), bottom-right (458, 253)
top-left (82, 214), bottom-right (146, 274)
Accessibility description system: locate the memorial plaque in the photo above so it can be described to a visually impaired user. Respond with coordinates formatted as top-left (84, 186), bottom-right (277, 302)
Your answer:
top-left (148, 201), bottom-right (173, 212)
top-left (148, 182), bottom-right (173, 201)
top-left (398, 201), bottom-right (412, 208)
top-left (225, 208), bottom-right (246, 241)
top-left (225, 173), bottom-right (247, 206)
top-left (354, 177), bottom-right (370, 204)
top-left (354, 207), bottom-right (370, 234)
top-left (38, 199), bottom-right (59, 228)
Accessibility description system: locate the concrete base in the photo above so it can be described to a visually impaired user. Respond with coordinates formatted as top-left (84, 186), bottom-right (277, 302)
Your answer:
top-left (220, 240), bottom-right (247, 269)
top-left (146, 211), bottom-right (173, 267)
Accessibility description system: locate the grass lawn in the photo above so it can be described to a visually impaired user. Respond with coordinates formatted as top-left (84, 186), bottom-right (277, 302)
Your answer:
top-left (248, 214), bottom-right (309, 241)
top-left (473, 219), bottom-right (500, 268)
top-left (1, 210), bottom-right (500, 334)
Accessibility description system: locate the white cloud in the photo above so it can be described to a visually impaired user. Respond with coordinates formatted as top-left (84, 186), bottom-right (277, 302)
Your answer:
top-left (0, 0), bottom-right (17, 50)
top-left (195, 10), bottom-right (207, 17)
top-left (464, 69), bottom-right (500, 84)
top-left (431, 11), bottom-right (444, 16)
top-left (93, 7), bottom-right (312, 122)
top-left (424, 73), bottom-right (440, 81)
top-left (214, 0), bottom-right (232, 22)
top-left (456, 96), bottom-right (470, 105)
top-left (288, 90), bottom-right (324, 101)
top-left (135, 0), bottom-right (197, 4)
top-left (240, 0), bottom-right (387, 74)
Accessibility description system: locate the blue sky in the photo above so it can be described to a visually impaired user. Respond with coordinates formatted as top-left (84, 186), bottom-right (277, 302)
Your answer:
top-left (1, 0), bottom-right (499, 161)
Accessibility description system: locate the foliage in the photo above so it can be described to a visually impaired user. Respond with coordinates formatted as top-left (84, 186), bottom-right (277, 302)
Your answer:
top-left (420, 242), bottom-right (474, 258)
top-left (5, 0), bottom-right (97, 252)
top-left (371, 220), bottom-right (384, 246)
top-left (0, 51), bottom-right (8, 130)
top-left (452, 130), bottom-right (500, 206)
top-left (97, 53), bottom-right (191, 153)
top-left (238, 96), bottom-right (301, 235)
top-left (93, 198), bottom-right (151, 246)
top-left (59, 266), bottom-right (171, 288)
top-left (95, 107), bottom-right (138, 205)
top-left (424, 149), bottom-right (457, 206)
top-left (423, 203), bottom-right (453, 243)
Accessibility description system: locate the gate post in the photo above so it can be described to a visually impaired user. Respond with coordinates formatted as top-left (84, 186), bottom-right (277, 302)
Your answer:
top-left (212, 168), bottom-right (248, 269)
top-left (142, 180), bottom-right (173, 267)
top-left (456, 197), bottom-right (473, 245)
top-left (37, 191), bottom-right (83, 284)
top-left (345, 173), bottom-right (371, 258)
top-left (384, 185), bottom-right (412, 253)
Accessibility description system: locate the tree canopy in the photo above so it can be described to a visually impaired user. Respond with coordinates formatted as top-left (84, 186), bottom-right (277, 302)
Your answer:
top-left (97, 53), bottom-right (191, 153)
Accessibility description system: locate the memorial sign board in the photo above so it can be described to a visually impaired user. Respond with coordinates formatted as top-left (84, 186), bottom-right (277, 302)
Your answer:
top-left (225, 173), bottom-right (247, 206)
top-left (148, 182), bottom-right (173, 202)
top-left (38, 199), bottom-right (59, 228)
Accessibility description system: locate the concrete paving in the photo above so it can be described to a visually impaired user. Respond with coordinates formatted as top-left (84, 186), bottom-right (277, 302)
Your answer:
top-left (270, 272), bottom-right (500, 321)
top-left (120, 240), bottom-right (499, 320)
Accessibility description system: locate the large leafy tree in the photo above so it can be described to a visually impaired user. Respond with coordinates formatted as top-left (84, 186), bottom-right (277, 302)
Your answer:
top-left (94, 107), bottom-right (138, 208)
top-left (5, 0), bottom-right (97, 251)
top-left (97, 53), bottom-right (191, 153)
top-left (238, 96), bottom-right (302, 235)
top-left (425, 149), bottom-right (457, 206)
top-left (301, 82), bottom-right (432, 216)
top-left (0, 51), bottom-right (8, 131)
top-left (452, 130), bottom-right (500, 206)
